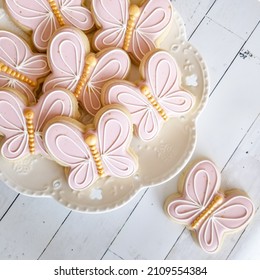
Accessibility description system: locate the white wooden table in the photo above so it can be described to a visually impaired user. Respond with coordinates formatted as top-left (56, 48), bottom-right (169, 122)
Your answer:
top-left (0, 0), bottom-right (260, 260)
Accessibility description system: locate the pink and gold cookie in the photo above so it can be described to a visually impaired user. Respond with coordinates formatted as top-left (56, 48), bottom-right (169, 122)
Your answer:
top-left (43, 105), bottom-right (138, 190)
top-left (0, 88), bottom-right (79, 160)
top-left (165, 160), bottom-right (255, 254)
top-left (4, 0), bottom-right (94, 52)
top-left (0, 30), bottom-right (50, 103)
top-left (102, 49), bottom-right (194, 142)
top-left (43, 26), bottom-right (131, 116)
top-left (91, 0), bottom-right (173, 64)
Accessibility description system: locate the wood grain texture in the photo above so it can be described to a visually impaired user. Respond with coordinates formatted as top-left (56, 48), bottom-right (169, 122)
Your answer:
top-left (0, 0), bottom-right (259, 260)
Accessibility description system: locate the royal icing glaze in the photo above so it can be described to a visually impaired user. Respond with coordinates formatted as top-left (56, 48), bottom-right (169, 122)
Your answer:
top-left (0, 88), bottom-right (78, 160)
top-left (43, 106), bottom-right (138, 190)
top-left (4, 0), bottom-right (94, 51)
top-left (165, 160), bottom-right (255, 253)
top-left (102, 50), bottom-right (194, 141)
top-left (92, 0), bottom-right (173, 63)
top-left (43, 27), bottom-right (131, 116)
top-left (0, 30), bottom-right (50, 103)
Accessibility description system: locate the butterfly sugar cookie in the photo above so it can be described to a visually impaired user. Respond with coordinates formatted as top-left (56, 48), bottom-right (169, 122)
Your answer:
top-left (0, 30), bottom-right (50, 103)
top-left (43, 26), bottom-right (131, 116)
top-left (91, 0), bottom-right (173, 63)
top-left (102, 49), bottom-right (194, 141)
top-left (165, 160), bottom-right (255, 253)
top-left (0, 88), bottom-right (78, 160)
top-left (43, 105), bottom-right (138, 190)
top-left (4, 0), bottom-right (94, 51)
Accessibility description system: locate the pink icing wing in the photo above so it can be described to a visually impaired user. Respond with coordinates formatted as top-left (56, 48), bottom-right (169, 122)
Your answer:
top-left (5, 0), bottom-right (58, 51)
top-left (0, 77), bottom-right (36, 104)
top-left (43, 28), bottom-right (86, 93)
top-left (129, 0), bottom-right (173, 62)
top-left (59, 0), bottom-right (94, 31)
top-left (32, 89), bottom-right (75, 157)
top-left (167, 160), bottom-right (221, 225)
top-left (144, 51), bottom-right (193, 116)
top-left (0, 89), bottom-right (28, 160)
top-left (95, 108), bottom-right (137, 177)
top-left (81, 49), bottom-right (130, 116)
top-left (197, 196), bottom-right (254, 253)
top-left (0, 31), bottom-right (49, 102)
top-left (92, 0), bottom-right (128, 50)
top-left (104, 82), bottom-right (161, 141)
top-left (44, 121), bottom-right (98, 190)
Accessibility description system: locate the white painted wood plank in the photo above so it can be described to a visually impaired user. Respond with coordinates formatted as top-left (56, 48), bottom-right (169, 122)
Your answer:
top-left (193, 34), bottom-right (260, 168)
top-left (0, 195), bottom-right (68, 259)
top-left (107, 24), bottom-right (260, 259)
top-left (103, 179), bottom-right (185, 260)
top-left (228, 208), bottom-right (260, 259)
top-left (102, 249), bottom-right (123, 260)
top-left (166, 114), bottom-right (260, 259)
top-left (189, 16), bottom-right (244, 90)
top-left (0, 183), bottom-right (17, 218)
top-left (207, 0), bottom-right (260, 40)
top-left (39, 190), bottom-right (145, 260)
top-left (172, 0), bottom-right (216, 38)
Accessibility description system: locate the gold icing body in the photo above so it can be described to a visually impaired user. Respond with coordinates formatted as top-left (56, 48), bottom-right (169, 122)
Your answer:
top-left (123, 5), bottom-right (141, 51)
top-left (140, 85), bottom-right (168, 121)
top-left (0, 61), bottom-right (36, 87)
top-left (190, 194), bottom-right (224, 230)
top-left (24, 109), bottom-right (35, 154)
top-left (74, 54), bottom-right (97, 99)
top-left (85, 134), bottom-right (105, 177)
top-left (48, 0), bottom-right (65, 26)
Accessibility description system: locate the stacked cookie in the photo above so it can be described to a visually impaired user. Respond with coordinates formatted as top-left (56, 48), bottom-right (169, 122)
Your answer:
top-left (0, 0), bottom-right (194, 190)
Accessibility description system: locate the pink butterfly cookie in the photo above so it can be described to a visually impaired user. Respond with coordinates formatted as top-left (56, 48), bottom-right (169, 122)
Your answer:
top-left (165, 160), bottom-right (255, 254)
top-left (0, 88), bottom-right (78, 160)
top-left (91, 0), bottom-right (173, 63)
top-left (0, 30), bottom-right (50, 103)
top-left (4, 0), bottom-right (94, 51)
top-left (43, 105), bottom-right (138, 190)
top-left (43, 26), bottom-right (131, 116)
top-left (102, 50), bottom-right (194, 141)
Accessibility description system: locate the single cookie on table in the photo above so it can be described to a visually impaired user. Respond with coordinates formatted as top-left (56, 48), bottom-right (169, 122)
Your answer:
top-left (102, 49), bottom-right (194, 142)
top-left (43, 105), bottom-right (138, 190)
top-left (91, 0), bottom-right (173, 64)
top-left (43, 26), bottom-right (131, 116)
top-left (164, 159), bottom-right (255, 254)
top-left (0, 87), bottom-right (79, 160)
top-left (0, 30), bottom-right (50, 103)
top-left (4, 0), bottom-right (94, 52)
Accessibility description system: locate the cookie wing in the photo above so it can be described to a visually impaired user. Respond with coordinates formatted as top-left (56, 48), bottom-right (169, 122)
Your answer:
top-left (92, 0), bottom-right (128, 50)
top-left (167, 160), bottom-right (221, 226)
top-left (33, 89), bottom-right (76, 157)
top-left (0, 89), bottom-right (28, 160)
top-left (103, 81), bottom-right (161, 141)
top-left (5, 0), bottom-right (58, 51)
top-left (81, 49), bottom-right (130, 116)
top-left (95, 107), bottom-right (137, 178)
top-left (197, 196), bottom-right (254, 253)
top-left (144, 51), bottom-right (193, 116)
top-left (59, 0), bottom-right (94, 31)
top-left (43, 28), bottom-right (87, 93)
top-left (129, 0), bottom-right (173, 62)
top-left (44, 120), bottom-right (98, 190)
